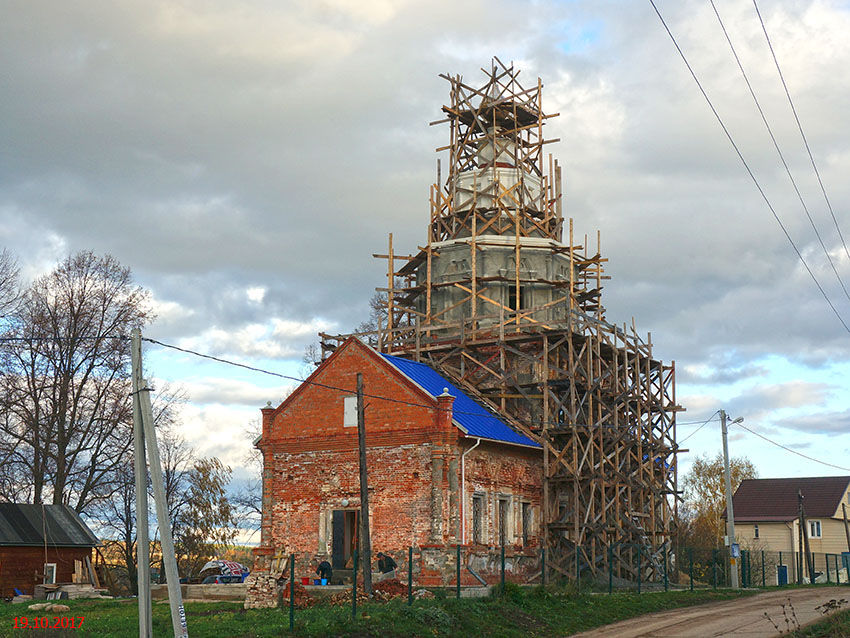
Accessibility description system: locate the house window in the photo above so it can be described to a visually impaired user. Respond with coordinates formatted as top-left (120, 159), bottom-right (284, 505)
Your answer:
top-left (472, 494), bottom-right (484, 544)
top-left (754, 524), bottom-right (759, 539)
top-left (343, 396), bottom-right (357, 427)
top-left (521, 502), bottom-right (531, 546)
top-left (497, 497), bottom-right (510, 546)
top-left (44, 563), bottom-right (57, 584)
top-left (809, 520), bottom-right (822, 538)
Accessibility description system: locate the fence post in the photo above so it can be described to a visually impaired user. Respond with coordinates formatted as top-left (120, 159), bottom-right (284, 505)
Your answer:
top-left (408, 546), bottom-right (413, 607)
top-left (689, 548), bottom-right (693, 592)
top-left (501, 543), bottom-right (506, 595)
top-left (712, 549), bottom-right (717, 590)
top-left (761, 551), bottom-right (765, 587)
top-left (810, 552), bottom-right (815, 586)
top-left (541, 547), bottom-right (546, 586)
top-left (289, 554), bottom-right (295, 632)
top-left (352, 549), bottom-right (358, 620)
top-left (637, 545), bottom-right (642, 594)
top-left (608, 545), bottom-right (613, 595)
top-left (663, 545), bottom-right (668, 592)
top-left (456, 544), bottom-right (461, 600)
top-left (827, 554), bottom-right (831, 584)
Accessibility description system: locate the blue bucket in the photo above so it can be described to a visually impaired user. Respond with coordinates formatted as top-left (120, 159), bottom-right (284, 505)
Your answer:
top-left (313, 579), bottom-right (320, 585)
top-left (321, 578), bottom-right (328, 586)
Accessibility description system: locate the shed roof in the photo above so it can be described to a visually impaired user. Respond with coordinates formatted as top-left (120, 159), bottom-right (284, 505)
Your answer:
top-left (732, 476), bottom-right (850, 522)
top-left (382, 353), bottom-right (539, 449)
top-left (0, 503), bottom-right (99, 547)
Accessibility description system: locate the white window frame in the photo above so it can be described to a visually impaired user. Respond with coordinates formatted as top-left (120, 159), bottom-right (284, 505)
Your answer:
top-left (343, 396), bottom-right (357, 427)
top-left (754, 524), bottom-right (759, 539)
top-left (808, 519), bottom-right (822, 538)
top-left (44, 563), bottom-right (57, 584)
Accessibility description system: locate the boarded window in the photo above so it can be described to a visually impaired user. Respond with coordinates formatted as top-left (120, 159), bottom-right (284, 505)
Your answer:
top-left (497, 497), bottom-right (509, 546)
top-left (343, 396), bottom-right (357, 427)
top-left (472, 495), bottom-right (484, 544)
top-left (521, 502), bottom-right (531, 546)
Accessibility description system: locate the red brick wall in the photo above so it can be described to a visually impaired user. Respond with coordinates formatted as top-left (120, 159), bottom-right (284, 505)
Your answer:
top-left (0, 546), bottom-right (92, 597)
top-left (254, 338), bottom-right (543, 585)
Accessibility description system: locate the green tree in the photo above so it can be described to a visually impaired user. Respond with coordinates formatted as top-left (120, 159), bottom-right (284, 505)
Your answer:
top-left (172, 457), bottom-right (237, 577)
top-left (680, 452), bottom-right (757, 548)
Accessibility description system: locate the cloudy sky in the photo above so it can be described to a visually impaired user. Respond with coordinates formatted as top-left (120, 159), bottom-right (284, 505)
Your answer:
top-left (3, 0), bottom-right (850, 493)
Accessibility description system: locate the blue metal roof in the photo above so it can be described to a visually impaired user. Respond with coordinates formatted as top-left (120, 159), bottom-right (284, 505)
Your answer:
top-left (381, 354), bottom-right (540, 448)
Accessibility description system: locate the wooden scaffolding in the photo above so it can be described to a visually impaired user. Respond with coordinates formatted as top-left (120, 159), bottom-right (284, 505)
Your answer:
top-left (321, 59), bottom-right (681, 581)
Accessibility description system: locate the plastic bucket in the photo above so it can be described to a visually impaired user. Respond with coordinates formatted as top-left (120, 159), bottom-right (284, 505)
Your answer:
top-left (321, 578), bottom-right (328, 586)
top-left (301, 577), bottom-right (309, 586)
top-left (313, 579), bottom-right (321, 585)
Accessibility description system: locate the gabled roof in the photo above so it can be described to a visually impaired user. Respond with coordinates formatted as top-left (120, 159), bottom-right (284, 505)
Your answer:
top-left (732, 476), bottom-right (850, 522)
top-left (0, 503), bottom-right (99, 547)
top-left (382, 353), bottom-right (539, 448)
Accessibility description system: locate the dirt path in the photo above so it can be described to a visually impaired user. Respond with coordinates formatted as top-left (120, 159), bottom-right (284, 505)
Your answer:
top-left (570, 587), bottom-right (849, 637)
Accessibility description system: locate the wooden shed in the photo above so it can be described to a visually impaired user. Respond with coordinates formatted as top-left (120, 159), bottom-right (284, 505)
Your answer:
top-left (0, 503), bottom-right (99, 598)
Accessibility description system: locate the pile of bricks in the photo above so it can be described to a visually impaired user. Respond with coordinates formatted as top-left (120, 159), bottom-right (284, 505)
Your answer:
top-left (243, 572), bottom-right (280, 609)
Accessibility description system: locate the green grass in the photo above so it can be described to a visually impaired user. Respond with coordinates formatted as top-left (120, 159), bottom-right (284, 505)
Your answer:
top-left (790, 608), bottom-right (850, 638)
top-left (0, 587), bottom-right (759, 638)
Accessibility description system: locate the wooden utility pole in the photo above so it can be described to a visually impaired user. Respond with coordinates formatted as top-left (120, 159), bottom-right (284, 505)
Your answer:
top-left (843, 503), bottom-right (850, 553)
top-left (356, 373), bottom-right (373, 594)
top-left (799, 490), bottom-right (814, 584)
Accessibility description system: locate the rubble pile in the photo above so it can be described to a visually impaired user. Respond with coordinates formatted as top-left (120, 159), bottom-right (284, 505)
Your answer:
top-left (281, 582), bottom-right (316, 608)
top-left (243, 573), bottom-right (280, 609)
top-left (371, 579), bottom-right (407, 601)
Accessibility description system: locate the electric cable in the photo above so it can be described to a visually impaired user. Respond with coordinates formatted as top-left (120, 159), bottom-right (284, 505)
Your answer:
top-left (752, 0), bottom-right (850, 266)
top-left (141, 336), bottom-right (684, 434)
top-left (733, 420), bottom-right (850, 472)
top-left (678, 410), bottom-right (719, 444)
top-left (648, 0), bottom-right (850, 336)
top-left (709, 0), bottom-right (850, 302)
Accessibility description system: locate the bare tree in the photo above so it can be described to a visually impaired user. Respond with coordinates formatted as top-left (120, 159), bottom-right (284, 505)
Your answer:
top-left (0, 251), bottom-right (151, 511)
top-left (90, 385), bottom-right (188, 591)
top-left (0, 248), bottom-right (20, 321)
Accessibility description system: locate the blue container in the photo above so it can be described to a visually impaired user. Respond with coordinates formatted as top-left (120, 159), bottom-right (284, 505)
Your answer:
top-left (321, 578), bottom-right (328, 586)
top-left (313, 579), bottom-right (320, 585)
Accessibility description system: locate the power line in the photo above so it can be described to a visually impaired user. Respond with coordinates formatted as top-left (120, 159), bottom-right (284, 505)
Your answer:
top-left (733, 420), bottom-right (850, 472)
top-left (678, 410), bottom-right (719, 444)
top-left (709, 0), bottom-right (850, 302)
top-left (647, 0), bottom-right (850, 336)
top-left (142, 336), bottom-right (682, 435)
top-left (752, 0), bottom-right (850, 266)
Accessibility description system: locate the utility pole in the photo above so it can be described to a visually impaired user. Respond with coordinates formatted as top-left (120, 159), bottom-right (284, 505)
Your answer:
top-left (720, 409), bottom-right (739, 589)
top-left (131, 329), bottom-right (189, 638)
top-left (356, 373), bottom-right (373, 595)
top-left (130, 332), bottom-right (151, 638)
top-left (843, 503), bottom-right (850, 553)
top-left (799, 490), bottom-right (814, 584)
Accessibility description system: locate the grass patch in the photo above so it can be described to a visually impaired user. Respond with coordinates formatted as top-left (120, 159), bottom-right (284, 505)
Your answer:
top-left (790, 608), bottom-right (850, 638)
top-left (0, 587), bottom-right (759, 637)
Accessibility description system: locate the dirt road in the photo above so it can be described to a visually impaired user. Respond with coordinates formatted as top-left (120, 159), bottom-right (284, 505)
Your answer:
top-left (571, 587), bottom-right (848, 637)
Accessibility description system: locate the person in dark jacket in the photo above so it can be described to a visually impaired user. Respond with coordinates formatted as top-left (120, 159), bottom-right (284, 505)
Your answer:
top-left (375, 552), bottom-right (397, 581)
top-left (315, 560), bottom-right (333, 582)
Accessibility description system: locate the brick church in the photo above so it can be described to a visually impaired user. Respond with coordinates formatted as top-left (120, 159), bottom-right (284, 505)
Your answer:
top-left (252, 337), bottom-right (542, 585)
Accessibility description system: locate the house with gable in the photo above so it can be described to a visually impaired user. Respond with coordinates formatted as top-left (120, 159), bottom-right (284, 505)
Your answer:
top-left (251, 337), bottom-right (542, 587)
top-left (731, 476), bottom-right (850, 581)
